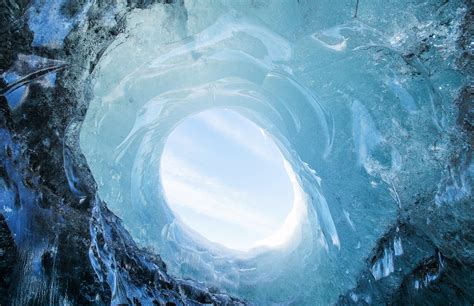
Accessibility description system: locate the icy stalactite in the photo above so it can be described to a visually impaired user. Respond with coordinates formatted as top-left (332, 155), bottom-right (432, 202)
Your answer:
top-left (394, 235), bottom-right (404, 256)
top-left (370, 231), bottom-right (404, 281)
top-left (371, 247), bottom-right (395, 280)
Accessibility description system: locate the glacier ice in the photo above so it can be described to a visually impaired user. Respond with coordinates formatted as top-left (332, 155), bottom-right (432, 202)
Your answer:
top-left (1, 0), bottom-right (472, 304)
top-left (78, 0), bottom-right (472, 304)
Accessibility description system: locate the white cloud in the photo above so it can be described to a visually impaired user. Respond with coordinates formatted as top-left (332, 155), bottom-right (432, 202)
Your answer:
top-left (195, 110), bottom-right (280, 161)
top-left (160, 153), bottom-right (281, 236)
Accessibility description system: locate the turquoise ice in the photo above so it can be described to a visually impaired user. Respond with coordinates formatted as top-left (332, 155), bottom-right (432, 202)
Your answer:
top-left (80, 1), bottom-right (469, 304)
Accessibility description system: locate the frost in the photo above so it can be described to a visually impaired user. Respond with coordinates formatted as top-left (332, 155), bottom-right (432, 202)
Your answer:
top-left (28, 0), bottom-right (92, 48)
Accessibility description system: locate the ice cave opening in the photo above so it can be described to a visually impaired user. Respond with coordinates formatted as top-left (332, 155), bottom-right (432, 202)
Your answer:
top-left (76, 1), bottom-right (471, 304)
top-left (160, 108), bottom-right (298, 252)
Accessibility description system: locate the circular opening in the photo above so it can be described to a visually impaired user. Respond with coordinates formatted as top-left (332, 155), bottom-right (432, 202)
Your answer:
top-left (160, 108), bottom-right (296, 252)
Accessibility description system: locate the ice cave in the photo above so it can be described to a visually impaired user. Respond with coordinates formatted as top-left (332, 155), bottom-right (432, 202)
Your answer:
top-left (0, 0), bottom-right (473, 305)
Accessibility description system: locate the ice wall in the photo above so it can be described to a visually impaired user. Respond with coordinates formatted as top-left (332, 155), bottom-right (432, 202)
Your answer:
top-left (78, 1), bottom-right (471, 304)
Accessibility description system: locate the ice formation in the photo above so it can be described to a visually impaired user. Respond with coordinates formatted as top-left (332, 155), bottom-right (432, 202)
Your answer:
top-left (78, 1), bottom-right (472, 304)
top-left (1, 0), bottom-right (472, 305)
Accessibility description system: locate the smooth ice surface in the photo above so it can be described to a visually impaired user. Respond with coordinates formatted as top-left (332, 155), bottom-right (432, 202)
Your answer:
top-left (160, 108), bottom-right (295, 251)
top-left (79, 0), bottom-right (469, 304)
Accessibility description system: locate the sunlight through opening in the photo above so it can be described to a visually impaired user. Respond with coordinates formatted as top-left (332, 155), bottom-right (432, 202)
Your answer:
top-left (160, 108), bottom-right (297, 252)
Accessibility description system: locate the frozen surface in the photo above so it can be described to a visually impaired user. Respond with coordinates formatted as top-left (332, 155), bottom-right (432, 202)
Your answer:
top-left (27, 0), bottom-right (92, 48)
top-left (71, 0), bottom-right (470, 304)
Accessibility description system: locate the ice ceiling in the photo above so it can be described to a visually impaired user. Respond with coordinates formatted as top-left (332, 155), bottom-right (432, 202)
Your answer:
top-left (78, 0), bottom-right (469, 304)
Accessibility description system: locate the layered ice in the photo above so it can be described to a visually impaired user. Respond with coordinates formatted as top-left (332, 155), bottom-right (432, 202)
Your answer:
top-left (78, 0), bottom-right (470, 304)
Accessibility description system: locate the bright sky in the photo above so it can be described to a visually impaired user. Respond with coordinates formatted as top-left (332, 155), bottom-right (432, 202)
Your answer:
top-left (160, 108), bottom-right (294, 251)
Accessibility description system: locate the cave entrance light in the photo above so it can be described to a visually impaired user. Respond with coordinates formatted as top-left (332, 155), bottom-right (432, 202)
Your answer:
top-left (160, 108), bottom-right (296, 252)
